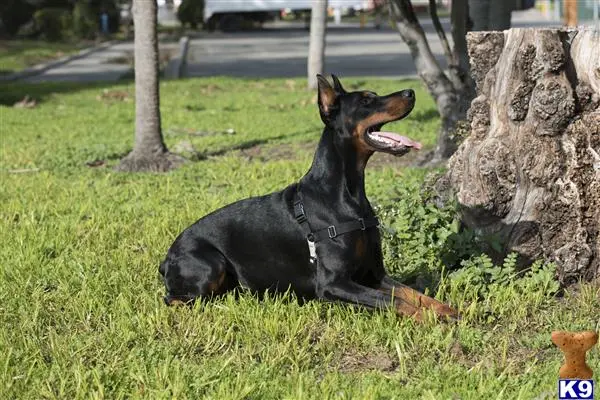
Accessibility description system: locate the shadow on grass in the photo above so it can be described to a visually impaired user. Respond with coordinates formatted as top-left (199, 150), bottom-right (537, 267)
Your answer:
top-left (192, 128), bottom-right (317, 160)
top-left (0, 79), bottom-right (134, 106)
top-left (0, 40), bottom-right (87, 75)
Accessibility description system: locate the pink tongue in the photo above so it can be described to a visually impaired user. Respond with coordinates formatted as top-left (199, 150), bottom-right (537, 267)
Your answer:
top-left (373, 131), bottom-right (422, 150)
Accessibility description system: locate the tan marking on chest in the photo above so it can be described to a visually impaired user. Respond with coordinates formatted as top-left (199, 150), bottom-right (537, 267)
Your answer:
top-left (355, 236), bottom-right (367, 258)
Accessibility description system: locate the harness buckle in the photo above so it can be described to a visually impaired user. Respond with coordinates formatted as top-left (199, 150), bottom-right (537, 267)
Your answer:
top-left (358, 218), bottom-right (366, 230)
top-left (294, 201), bottom-right (307, 223)
top-left (327, 225), bottom-right (337, 238)
top-left (307, 238), bottom-right (317, 262)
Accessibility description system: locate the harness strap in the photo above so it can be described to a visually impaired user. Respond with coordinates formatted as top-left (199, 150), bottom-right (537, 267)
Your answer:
top-left (310, 216), bottom-right (380, 241)
top-left (293, 185), bottom-right (379, 264)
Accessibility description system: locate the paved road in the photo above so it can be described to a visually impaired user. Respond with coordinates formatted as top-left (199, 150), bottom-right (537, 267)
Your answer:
top-left (188, 25), bottom-right (441, 78)
top-left (186, 10), bottom-right (561, 79)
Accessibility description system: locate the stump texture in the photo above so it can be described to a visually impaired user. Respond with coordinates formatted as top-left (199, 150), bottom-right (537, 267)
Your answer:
top-left (444, 29), bottom-right (600, 285)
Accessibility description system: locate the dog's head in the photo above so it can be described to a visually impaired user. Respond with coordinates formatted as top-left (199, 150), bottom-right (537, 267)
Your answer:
top-left (316, 74), bottom-right (420, 161)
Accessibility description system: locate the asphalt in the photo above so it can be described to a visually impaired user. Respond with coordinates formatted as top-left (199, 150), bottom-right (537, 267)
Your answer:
top-left (186, 11), bottom-right (562, 79)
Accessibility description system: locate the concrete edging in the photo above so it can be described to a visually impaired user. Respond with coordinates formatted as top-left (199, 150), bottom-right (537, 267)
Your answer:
top-left (0, 40), bottom-right (117, 82)
top-left (165, 36), bottom-right (190, 79)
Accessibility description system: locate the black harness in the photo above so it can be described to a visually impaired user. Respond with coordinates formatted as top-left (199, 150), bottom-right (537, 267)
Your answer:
top-left (293, 185), bottom-right (379, 264)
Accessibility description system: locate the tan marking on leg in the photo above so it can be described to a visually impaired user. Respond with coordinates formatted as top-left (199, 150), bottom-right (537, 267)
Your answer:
top-left (378, 287), bottom-right (423, 321)
top-left (379, 285), bottom-right (458, 320)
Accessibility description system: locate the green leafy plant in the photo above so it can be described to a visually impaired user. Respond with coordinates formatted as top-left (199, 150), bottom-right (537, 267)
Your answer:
top-left (72, 2), bottom-right (97, 40)
top-left (177, 0), bottom-right (204, 29)
top-left (449, 253), bottom-right (559, 298)
top-left (438, 253), bottom-right (560, 323)
top-left (33, 7), bottom-right (73, 41)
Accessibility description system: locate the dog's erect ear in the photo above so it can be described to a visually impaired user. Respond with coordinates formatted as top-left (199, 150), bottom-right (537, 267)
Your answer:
top-left (331, 74), bottom-right (346, 94)
top-left (317, 74), bottom-right (338, 124)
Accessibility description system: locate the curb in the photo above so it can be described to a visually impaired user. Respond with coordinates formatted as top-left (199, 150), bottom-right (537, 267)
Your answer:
top-left (0, 40), bottom-right (117, 83)
top-left (165, 36), bottom-right (190, 79)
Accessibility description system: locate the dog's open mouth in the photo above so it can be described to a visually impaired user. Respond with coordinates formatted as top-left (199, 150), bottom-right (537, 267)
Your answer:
top-left (364, 125), bottom-right (422, 155)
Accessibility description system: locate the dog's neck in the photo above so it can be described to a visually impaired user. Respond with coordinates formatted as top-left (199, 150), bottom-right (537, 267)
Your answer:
top-left (301, 127), bottom-right (371, 211)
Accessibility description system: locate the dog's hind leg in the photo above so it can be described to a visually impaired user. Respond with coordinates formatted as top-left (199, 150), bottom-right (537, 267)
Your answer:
top-left (160, 241), bottom-right (238, 306)
top-left (319, 281), bottom-right (425, 320)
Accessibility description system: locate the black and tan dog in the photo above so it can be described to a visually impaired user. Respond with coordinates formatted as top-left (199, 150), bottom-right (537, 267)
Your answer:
top-left (160, 75), bottom-right (457, 320)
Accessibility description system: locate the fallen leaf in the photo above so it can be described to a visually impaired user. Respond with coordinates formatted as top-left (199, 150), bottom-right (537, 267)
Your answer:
top-left (85, 160), bottom-right (105, 167)
top-left (97, 89), bottom-right (131, 102)
top-left (13, 96), bottom-right (37, 109)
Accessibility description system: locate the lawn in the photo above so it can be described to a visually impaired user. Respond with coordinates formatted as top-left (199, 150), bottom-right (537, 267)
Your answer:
top-left (0, 40), bottom-right (88, 75)
top-left (1, 77), bottom-right (598, 399)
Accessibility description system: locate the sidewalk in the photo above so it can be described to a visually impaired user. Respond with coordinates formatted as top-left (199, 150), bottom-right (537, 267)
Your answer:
top-left (23, 42), bottom-right (135, 83)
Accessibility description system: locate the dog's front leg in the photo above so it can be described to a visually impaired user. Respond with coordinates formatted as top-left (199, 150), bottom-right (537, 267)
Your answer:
top-left (377, 275), bottom-right (458, 319)
top-left (319, 281), bottom-right (425, 320)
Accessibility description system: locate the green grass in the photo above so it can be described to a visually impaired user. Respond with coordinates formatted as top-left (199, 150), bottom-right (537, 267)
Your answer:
top-left (1, 77), bottom-right (598, 399)
top-left (0, 40), bottom-right (87, 75)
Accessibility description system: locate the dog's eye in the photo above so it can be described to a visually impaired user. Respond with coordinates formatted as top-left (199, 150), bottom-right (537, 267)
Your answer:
top-left (360, 97), bottom-right (374, 106)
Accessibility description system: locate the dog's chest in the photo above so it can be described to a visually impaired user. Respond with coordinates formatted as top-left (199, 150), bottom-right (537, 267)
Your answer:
top-left (349, 230), bottom-right (381, 266)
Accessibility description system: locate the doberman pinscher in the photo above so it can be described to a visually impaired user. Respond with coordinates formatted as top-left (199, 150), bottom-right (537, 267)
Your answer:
top-left (159, 75), bottom-right (457, 320)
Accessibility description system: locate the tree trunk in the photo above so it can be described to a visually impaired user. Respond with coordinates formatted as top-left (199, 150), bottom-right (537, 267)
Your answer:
top-left (442, 28), bottom-right (600, 285)
top-left (307, 0), bottom-right (328, 89)
top-left (389, 0), bottom-right (474, 165)
top-left (468, 0), bottom-right (512, 31)
top-left (564, 0), bottom-right (578, 27)
top-left (116, 0), bottom-right (183, 172)
top-left (450, 0), bottom-right (470, 75)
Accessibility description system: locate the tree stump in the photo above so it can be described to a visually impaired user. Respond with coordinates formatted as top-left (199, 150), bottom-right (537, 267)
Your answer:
top-left (442, 28), bottom-right (600, 285)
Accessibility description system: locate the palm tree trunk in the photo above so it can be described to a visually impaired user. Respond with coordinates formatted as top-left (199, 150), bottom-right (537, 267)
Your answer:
top-left (444, 29), bottom-right (600, 285)
top-left (133, 0), bottom-right (164, 156)
top-left (307, 0), bottom-right (328, 89)
top-left (117, 0), bottom-right (183, 172)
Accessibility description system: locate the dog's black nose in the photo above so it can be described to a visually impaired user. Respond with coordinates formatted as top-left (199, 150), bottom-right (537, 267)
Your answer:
top-left (400, 89), bottom-right (415, 98)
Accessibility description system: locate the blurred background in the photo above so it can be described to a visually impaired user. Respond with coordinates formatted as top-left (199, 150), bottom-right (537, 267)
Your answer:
top-left (1, 0), bottom-right (598, 83)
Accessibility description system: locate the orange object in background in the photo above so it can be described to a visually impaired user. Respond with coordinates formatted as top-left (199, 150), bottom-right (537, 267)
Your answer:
top-left (564, 0), bottom-right (578, 26)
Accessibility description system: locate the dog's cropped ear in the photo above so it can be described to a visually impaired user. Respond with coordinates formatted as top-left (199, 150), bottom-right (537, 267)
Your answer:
top-left (331, 74), bottom-right (346, 94)
top-left (317, 74), bottom-right (338, 124)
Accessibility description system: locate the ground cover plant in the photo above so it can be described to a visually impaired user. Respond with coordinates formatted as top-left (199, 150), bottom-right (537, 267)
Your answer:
top-left (1, 77), bottom-right (598, 399)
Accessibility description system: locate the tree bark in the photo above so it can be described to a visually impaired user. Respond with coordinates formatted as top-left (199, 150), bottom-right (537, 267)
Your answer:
top-left (442, 28), bottom-right (600, 285)
top-left (389, 0), bottom-right (474, 165)
top-left (468, 0), bottom-right (512, 31)
top-left (450, 0), bottom-right (470, 75)
top-left (116, 0), bottom-right (183, 172)
top-left (307, 0), bottom-right (328, 89)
